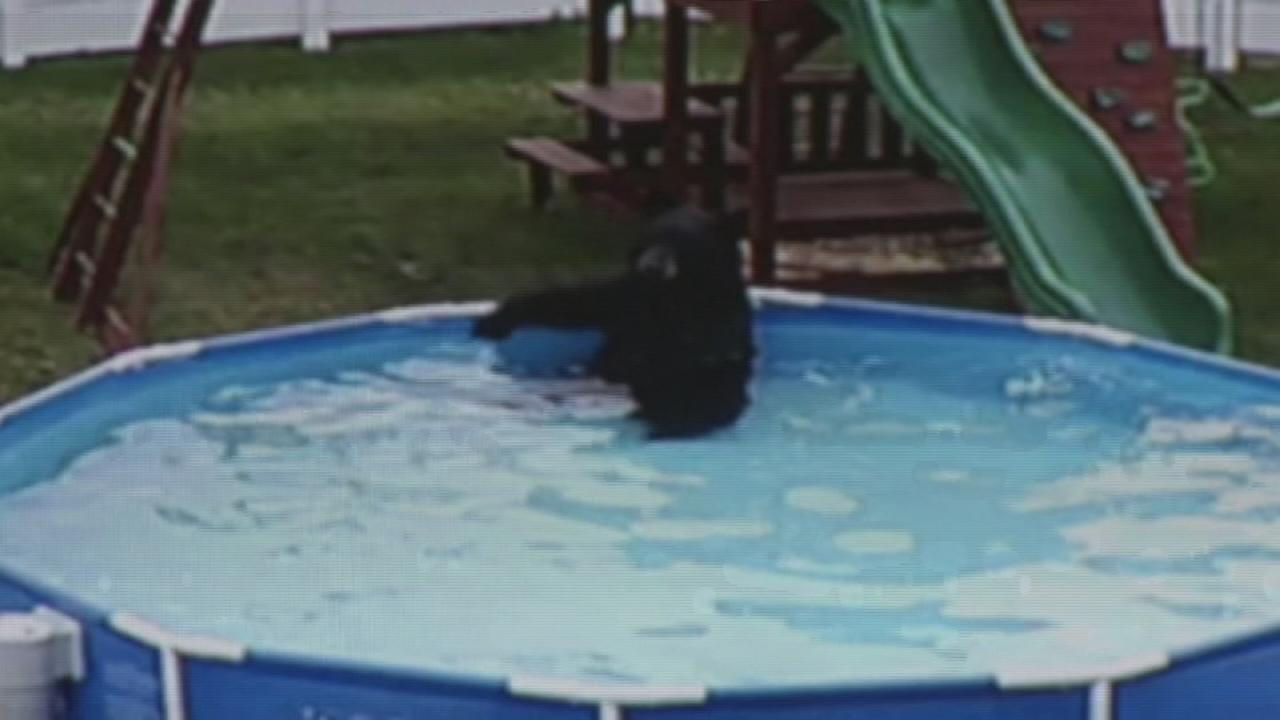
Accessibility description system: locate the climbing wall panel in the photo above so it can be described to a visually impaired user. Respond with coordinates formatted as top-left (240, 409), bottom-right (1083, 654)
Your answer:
top-left (1010, 0), bottom-right (1198, 259)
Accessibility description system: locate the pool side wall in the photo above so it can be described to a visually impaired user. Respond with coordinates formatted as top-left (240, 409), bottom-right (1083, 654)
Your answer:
top-left (4, 294), bottom-right (1280, 718)
top-left (0, 567), bottom-right (1092, 720)
top-left (0, 570), bottom-right (163, 720)
top-left (1115, 625), bottom-right (1280, 719)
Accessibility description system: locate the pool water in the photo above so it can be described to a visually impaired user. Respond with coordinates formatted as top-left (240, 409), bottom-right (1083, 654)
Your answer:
top-left (4, 309), bottom-right (1280, 688)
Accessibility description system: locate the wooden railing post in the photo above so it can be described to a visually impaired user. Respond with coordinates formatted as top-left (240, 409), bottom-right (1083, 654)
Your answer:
top-left (662, 0), bottom-right (690, 196)
top-left (747, 0), bottom-right (780, 284)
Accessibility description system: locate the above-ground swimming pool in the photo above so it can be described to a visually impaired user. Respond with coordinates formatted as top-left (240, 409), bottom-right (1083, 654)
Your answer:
top-left (3, 291), bottom-right (1280, 720)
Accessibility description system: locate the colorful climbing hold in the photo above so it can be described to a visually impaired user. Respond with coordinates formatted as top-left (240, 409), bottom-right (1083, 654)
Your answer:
top-left (1120, 40), bottom-right (1154, 64)
top-left (1145, 178), bottom-right (1172, 202)
top-left (1127, 110), bottom-right (1159, 131)
top-left (1038, 20), bottom-right (1073, 44)
top-left (1091, 87), bottom-right (1127, 111)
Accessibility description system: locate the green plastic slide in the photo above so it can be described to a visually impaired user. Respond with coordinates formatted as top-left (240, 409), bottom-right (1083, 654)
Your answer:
top-left (817, 0), bottom-right (1233, 353)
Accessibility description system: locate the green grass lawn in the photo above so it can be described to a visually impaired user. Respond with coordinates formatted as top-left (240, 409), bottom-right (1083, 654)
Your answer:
top-left (0, 22), bottom-right (1277, 401)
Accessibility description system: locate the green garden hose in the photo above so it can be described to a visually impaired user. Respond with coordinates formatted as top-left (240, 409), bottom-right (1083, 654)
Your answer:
top-left (1175, 77), bottom-right (1218, 187)
top-left (1208, 74), bottom-right (1280, 120)
top-left (1175, 73), bottom-right (1280, 188)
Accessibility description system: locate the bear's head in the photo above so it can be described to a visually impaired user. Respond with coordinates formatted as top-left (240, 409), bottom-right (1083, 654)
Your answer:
top-left (629, 206), bottom-right (746, 299)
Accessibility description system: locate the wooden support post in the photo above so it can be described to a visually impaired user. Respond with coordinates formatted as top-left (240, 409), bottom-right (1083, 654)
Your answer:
top-left (529, 164), bottom-right (554, 209)
top-left (621, 127), bottom-right (649, 169)
top-left (585, 0), bottom-right (614, 152)
top-left (588, 0), bottom-right (613, 85)
top-left (126, 51), bottom-right (194, 342)
top-left (747, 3), bottom-right (780, 284)
top-left (662, 0), bottom-right (690, 199)
top-left (881, 104), bottom-right (905, 164)
top-left (837, 67), bottom-right (871, 165)
top-left (808, 88), bottom-right (832, 165)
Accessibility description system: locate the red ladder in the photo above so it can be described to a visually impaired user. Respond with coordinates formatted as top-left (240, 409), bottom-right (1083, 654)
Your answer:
top-left (48, 0), bottom-right (216, 354)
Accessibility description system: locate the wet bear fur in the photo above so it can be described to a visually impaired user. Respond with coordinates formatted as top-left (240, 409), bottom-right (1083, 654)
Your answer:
top-left (472, 206), bottom-right (755, 439)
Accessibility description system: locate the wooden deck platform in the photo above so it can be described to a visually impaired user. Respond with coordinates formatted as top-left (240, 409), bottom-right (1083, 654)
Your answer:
top-left (729, 170), bottom-right (983, 238)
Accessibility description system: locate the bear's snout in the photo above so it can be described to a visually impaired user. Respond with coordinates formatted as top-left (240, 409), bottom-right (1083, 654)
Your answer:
top-left (634, 244), bottom-right (679, 281)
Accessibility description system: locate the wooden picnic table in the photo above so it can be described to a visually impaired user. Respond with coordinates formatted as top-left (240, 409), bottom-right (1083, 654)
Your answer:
top-left (509, 0), bottom-right (987, 287)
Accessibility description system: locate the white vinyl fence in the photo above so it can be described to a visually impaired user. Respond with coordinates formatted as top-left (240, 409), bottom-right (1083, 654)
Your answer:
top-left (0, 0), bottom-right (1275, 71)
top-left (0, 0), bottom-right (625, 69)
top-left (1165, 0), bottom-right (1280, 71)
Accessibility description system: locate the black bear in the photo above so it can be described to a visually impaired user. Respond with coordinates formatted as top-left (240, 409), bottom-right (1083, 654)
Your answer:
top-left (473, 206), bottom-right (755, 439)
